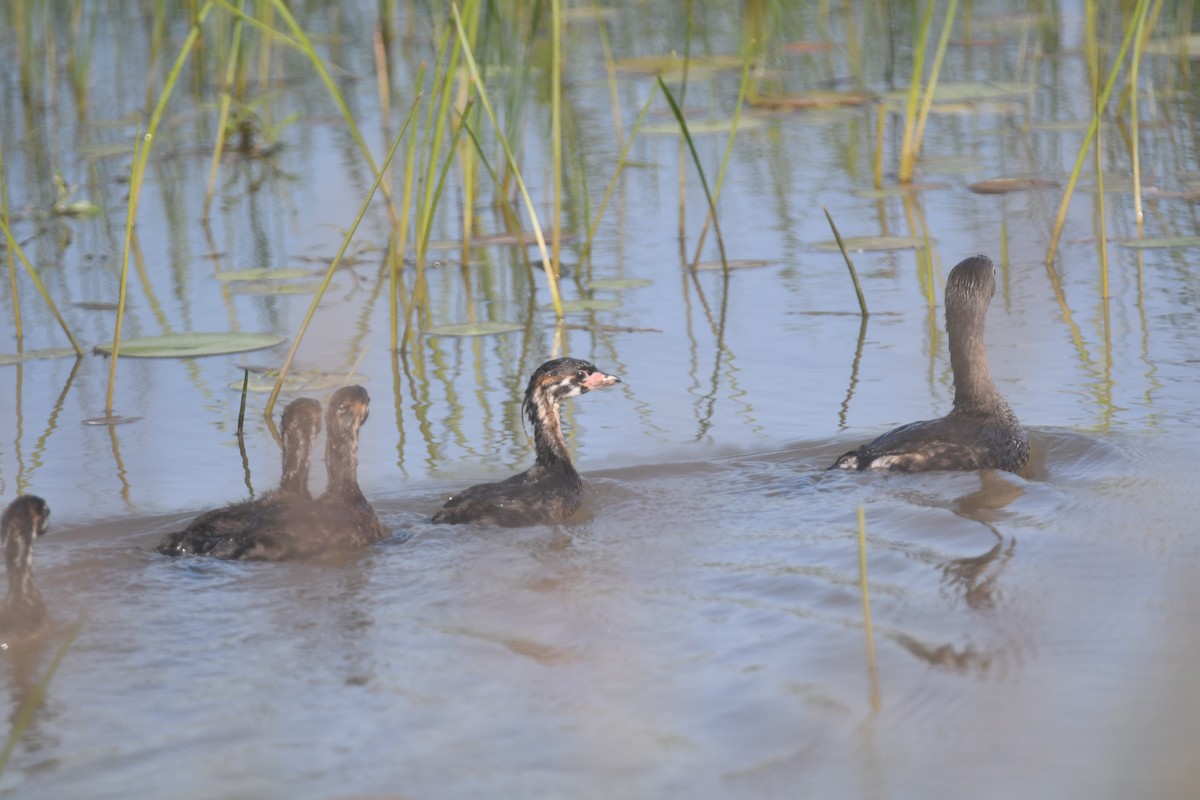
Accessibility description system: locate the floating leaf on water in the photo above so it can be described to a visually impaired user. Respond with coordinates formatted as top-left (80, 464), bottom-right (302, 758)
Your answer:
top-left (0, 347), bottom-right (79, 366)
top-left (852, 182), bottom-right (950, 198)
top-left (693, 259), bottom-right (772, 271)
top-left (543, 299), bottom-right (621, 312)
top-left (227, 370), bottom-right (360, 393)
top-left (214, 268), bottom-right (313, 281)
top-left (424, 322), bottom-right (525, 337)
top-left (74, 300), bottom-right (120, 311)
top-left (749, 91), bottom-right (874, 111)
top-left (883, 81), bottom-right (1032, 106)
top-left (233, 281), bottom-right (330, 295)
top-left (53, 200), bottom-right (101, 218)
top-left (1117, 236), bottom-right (1200, 249)
top-left (969, 177), bottom-right (1059, 194)
top-left (1142, 34), bottom-right (1200, 58)
top-left (613, 54), bottom-right (743, 75)
top-left (812, 236), bottom-right (924, 252)
top-left (782, 40), bottom-right (837, 54)
top-left (81, 417), bottom-right (141, 429)
top-left (93, 332), bottom-right (285, 358)
top-left (589, 278), bottom-right (654, 290)
top-left (642, 117), bottom-right (766, 136)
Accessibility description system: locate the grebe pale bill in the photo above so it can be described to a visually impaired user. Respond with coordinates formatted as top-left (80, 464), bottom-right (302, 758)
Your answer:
top-left (157, 397), bottom-right (322, 556)
top-left (1, 495), bottom-right (51, 648)
top-left (432, 358), bottom-right (621, 527)
top-left (831, 254), bottom-right (1028, 473)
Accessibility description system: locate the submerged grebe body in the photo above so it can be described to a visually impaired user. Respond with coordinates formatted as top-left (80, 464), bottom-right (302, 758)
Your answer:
top-left (1, 495), bottom-right (51, 648)
top-left (831, 254), bottom-right (1028, 473)
top-left (433, 358), bottom-right (620, 527)
top-left (160, 387), bottom-right (384, 560)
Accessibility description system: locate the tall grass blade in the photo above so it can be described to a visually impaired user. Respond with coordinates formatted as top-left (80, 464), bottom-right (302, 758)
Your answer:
top-left (0, 219), bottom-right (82, 355)
top-left (822, 208), bottom-right (869, 317)
top-left (203, 0), bottom-right (245, 219)
top-left (657, 75), bottom-right (728, 271)
top-left (450, 1), bottom-right (564, 319)
top-left (906, 0), bottom-right (958, 175)
top-left (897, 1), bottom-right (935, 183)
top-left (265, 100), bottom-right (419, 419)
top-left (0, 139), bottom-right (22, 352)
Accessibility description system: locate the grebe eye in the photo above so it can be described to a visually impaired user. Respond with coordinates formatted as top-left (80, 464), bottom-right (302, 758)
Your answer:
top-left (577, 369), bottom-right (588, 380)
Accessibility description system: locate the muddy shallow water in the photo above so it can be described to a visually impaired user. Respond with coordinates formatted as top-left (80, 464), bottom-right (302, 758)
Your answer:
top-left (3, 2), bottom-right (1200, 798)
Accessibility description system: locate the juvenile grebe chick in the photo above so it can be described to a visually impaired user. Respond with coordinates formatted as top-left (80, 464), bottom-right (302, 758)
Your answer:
top-left (162, 386), bottom-right (384, 560)
top-left (158, 397), bottom-right (322, 556)
top-left (831, 254), bottom-right (1028, 473)
top-left (433, 358), bottom-right (621, 527)
top-left (0, 495), bottom-right (51, 649)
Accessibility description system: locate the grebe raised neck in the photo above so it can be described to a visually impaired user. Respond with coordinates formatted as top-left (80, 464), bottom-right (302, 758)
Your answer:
top-left (831, 254), bottom-right (1028, 473)
top-left (1, 495), bottom-right (51, 649)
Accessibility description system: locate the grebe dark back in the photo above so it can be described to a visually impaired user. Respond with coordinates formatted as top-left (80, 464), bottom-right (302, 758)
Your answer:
top-left (1, 495), bottom-right (51, 648)
top-left (831, 254), bottom-right (1028, 473)
top-left (432, 358), bottom-right (620, 527)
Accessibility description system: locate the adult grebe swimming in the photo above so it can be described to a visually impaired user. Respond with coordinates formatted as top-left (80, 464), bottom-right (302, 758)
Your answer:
top-left (831, 254), bottom-right (1028, 473)
top-left (433, 358), bottom-right (620, 527)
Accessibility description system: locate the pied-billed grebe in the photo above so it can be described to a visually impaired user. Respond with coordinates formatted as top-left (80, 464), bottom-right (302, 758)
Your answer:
top-left (158, 397), bottom-right (323, 556)
top-left (831, 254), bottom-right (1028, 473)
top-left (160, 386), bottom-right (385, 560)
top-left (433, 357), bottom-right (621, 527)
top-left (1, 495), bottom-right (51, 648)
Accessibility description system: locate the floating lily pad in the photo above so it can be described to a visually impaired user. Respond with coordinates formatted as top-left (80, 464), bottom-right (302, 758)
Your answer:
top-left (969, 177), bottom-right (1059, 194)
top-left (693, 259), bottom-right (772, 271)
top-left (749, 91), bottom-right (874, 111)
top-left (1142, 34), bottom-right (1200, 57)
top-left (642, 117), bottom-right (766, 135)
top-left (53, 200), bottom-right (101, 218)
top-left (0, 347), bottom-right (79, 366)
top-left (233, 281), bottom-right (331, 295)
top-left (227, 369), bottom-right (360, 393)
top-left (424, 322), bottom-right (524, 337)
top-left (545, 299), bottom-right (621, 312)
top-left (93, 332), bottom-right (285, 358)
top-left (853, 182), bottom-right (950, 198)
top-left (214, 268), bottom-right (314, 281)
top-left (813, 236), bottom-right (924, 252)
top-left (82, 414), bottom-right (142, 426)
top-left (614, 54), bottom-right (744, 75)
top-left (1117, 236), bottom-right (1200, 249)
top-left (589, 278), bottom-right (653, 290)
top-left (883, 81), bottom-right (1033, 104)
top-left (74, 300), bottom-right (120, 311)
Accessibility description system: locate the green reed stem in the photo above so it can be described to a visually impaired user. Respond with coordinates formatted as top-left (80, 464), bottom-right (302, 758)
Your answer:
top-left (1129, 0), bottom-right (1154, 238)
top-left (0, 219), bottom-right (82, 355)
top-left (203, 0), bottom-right (245, 219)
top-left (0, 137), bottom-right (23, 351)
top-left (551, 0), bottom-right (564, 276)
top-left (106, 129), bottom-right (148, 416)
top-left (905, 0), bottom-right (957, 177)
top-left (857, 507), bottom-right (880, 714)
top-left (390, 62), bottom-right (426, 354)
top-left (823, 207), bottom-right (868, 317)
top-left (415, 18), bottom-right (460, 266)
top-left (236, 367), bottom-right (249, 435)
top-left (897, 1), bottom-right (934, 183)
top-left (1046, 0), bottom-right (1148, 266)
top-left (450, 1), bottom-right (564, 319)
top-left (265, 99), bottom-right (419, 419)
top-left (657, 75), bottom-right (728, 271)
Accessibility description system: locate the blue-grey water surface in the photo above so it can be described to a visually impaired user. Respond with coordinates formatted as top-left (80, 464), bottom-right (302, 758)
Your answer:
top-left (2, 2), bottom-right (1199, 798)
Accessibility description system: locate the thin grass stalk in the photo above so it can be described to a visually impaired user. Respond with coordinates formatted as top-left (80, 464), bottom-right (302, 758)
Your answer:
top-left (857, 506), bottom-right (881, 714)
top-left (1092, 11), bottom-right (1109, 301)
top-left (897, 1), bottom-right (935, 183)
top-left (551, 0), bottom-right (564, 277)
top-left (906, 0), bottom-right (958, 172)
top-left (0, 220), bottom-right (82, 355)
top-left (689, 51), bottom-right (753, 268)
top-left (1129, 0), bottom-right (1153, 236)
top-left (676, 0), bottom-right (695, 242)
top-left (265, 106), bottom-right (417, 419)
top-left (592, 0), bottom-right (624, 147)
top-left (656, 75), bottom-right (728, 271)
top-left (823, 207), bottom-right (868, 316)
top-left (415, 18), bottom-right (461, 266)
top-left (0, 139), bottom-right (22, 351)
top-left (203, 0), bottom-right (245, 219)
top-left (873, 104), bottom-right (885, 189)
top-left (393, 67), bottom-right (426, 354)
top-left (578, 87), bottom-right (657, 264)
top-left (0, 617), bottom-right (85, 775)
top-left (105, 130), bottom-right (149, 416)
top-left (1046, 0), bottom-right (1148, 266)
top-left (420, 101), bottom-right (474, 252)
top-left (450, 1), bottom-right (564, 319)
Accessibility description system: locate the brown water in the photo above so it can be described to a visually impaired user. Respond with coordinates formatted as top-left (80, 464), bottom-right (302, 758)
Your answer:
top-left (3, 3), bottom-right (1200, 798)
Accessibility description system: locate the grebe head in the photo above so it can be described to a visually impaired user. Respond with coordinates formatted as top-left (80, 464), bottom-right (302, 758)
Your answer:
top-left (945, 254), bottom-right (996, 321)
top-left (281, 397), bottom-right (322, 443)
top-left (522, 358), bottom-right (620, 413)
top-left (327, 385), bottom-right (370, 439)
top-left (2, 495), bottom-right (49, 544)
